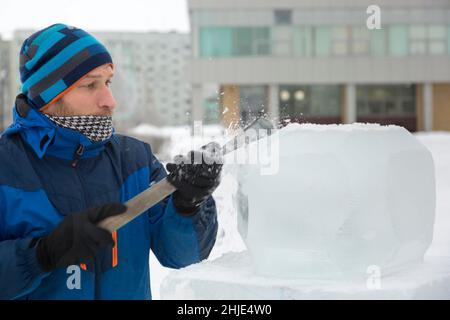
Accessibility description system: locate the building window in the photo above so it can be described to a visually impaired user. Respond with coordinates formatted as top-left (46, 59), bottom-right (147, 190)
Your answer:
top-left (200, 27), bottom-right (233, 57)
top-left (293, 27), bottom-right (313, 57)
top-left (233, 27), bottom-right (271, 56)
top-left (314, 27), bottom-right (350, 56)
top-left (232, 27), bottom-right (253, 56)
top-left (331, 27), bottom-right (349, 55)
top-left (315, 27), bottom-right (332, 57)
top-left (351, 27), bottom-right (370, 55)
top-left (274, 10), bottom-right (292, 25)
top-left (200, 27), bottom-right (270, 57)
top-left (239, 86), bottom-right (268, 125)
top-left (356, 85), bottom-right (416, 130)
top-left (203, 97), bottom-right (220, 124)
top-left (370, 28), bottom-right (387, 56)
top-left (273, 26), bottom-right (293, 56)
top-left (409, 25), bottom-right (427, 55)
top-left (448, 26), bottom-right (450, 54)
top-left (427, 25), bottom-right (446, 55)
top-left (279, 85), bottom-right (341, 123)
top-left (388, 25), bottom-right (408, 56)
top-left (408, 25), bottom-right (447, 55)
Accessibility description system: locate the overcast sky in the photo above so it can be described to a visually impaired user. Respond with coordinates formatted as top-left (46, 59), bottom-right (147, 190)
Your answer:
top-left (0, 0), bottom-right (190, 39)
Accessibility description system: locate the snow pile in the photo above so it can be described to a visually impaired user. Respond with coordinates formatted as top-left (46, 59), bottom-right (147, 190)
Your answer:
top-left (164, 124), bottom-right (225, 161)
top-left (129, 123), bottom-right (173, 138)
top-left (129, 123), bottom-right (224, 143)
top-left (160, 251), bottom-right (450, 299)
top-left (128, 123), bottom-right (225, 162)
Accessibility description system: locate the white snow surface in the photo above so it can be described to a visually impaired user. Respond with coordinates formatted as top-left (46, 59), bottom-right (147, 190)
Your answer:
top-left (160, 252), bottom-right (450, 299)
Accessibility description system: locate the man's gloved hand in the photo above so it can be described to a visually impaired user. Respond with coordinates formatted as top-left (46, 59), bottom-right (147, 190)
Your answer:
top-left (166, 142), bottom-right (223, 215)
top-left (33, 203), bottom-right (127, 272)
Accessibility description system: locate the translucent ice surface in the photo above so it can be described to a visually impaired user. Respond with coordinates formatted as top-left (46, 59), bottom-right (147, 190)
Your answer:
top-left (238, 123), bottom-right (436, 279)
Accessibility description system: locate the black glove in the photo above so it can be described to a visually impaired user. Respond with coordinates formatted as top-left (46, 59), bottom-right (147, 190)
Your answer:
top-left (32, 203), bottom-right (127, 272)
top-left (166, 142), bottom-right (223, 215)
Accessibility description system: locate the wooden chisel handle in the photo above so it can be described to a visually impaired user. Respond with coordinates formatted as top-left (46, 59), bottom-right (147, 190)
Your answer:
top-left (98, 178), bottom-right (176, 233)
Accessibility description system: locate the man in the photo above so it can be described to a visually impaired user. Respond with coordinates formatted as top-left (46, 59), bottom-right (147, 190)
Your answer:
top-left (0, 24), bottom-right (221, 299)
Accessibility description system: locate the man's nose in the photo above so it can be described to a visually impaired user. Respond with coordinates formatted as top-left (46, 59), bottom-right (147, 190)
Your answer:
top-left (97, 85), bottom-right (117, 113)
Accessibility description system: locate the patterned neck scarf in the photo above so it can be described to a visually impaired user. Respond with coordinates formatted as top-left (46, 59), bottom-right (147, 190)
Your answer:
top-left (44, 114), bottom-right (113, 142)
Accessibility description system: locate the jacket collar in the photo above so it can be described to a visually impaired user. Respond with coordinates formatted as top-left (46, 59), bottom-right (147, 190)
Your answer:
top-left (2, 94), bottom-right (114, 160)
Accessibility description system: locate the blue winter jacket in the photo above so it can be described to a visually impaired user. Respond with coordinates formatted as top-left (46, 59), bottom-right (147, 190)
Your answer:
top-left (0, 95), bottom-right (218, 300)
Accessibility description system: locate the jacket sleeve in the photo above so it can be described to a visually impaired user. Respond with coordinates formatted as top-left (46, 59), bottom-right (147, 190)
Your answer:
top-left (146, 145), bottom-right (218, 269)
top-left (0, 237), bottom-right (49, 300)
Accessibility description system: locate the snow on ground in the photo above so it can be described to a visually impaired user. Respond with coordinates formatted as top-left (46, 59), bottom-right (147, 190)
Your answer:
top-left (141, 123), bottom-right (450, 299)
top-left (160, 252), bottom-right (450, 299)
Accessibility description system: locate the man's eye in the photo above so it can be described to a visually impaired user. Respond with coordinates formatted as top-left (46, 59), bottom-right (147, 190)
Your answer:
top-left (106, 80), bottom-right (112, 86)
top-left (86, 83), bottom-right (95, 89)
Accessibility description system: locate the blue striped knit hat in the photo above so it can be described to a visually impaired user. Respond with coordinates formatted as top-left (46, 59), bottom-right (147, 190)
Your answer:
top-left (19, 23), bottom-right (113, 110)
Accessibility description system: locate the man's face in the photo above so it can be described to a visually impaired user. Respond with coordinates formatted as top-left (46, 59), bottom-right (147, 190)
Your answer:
top-left (42, 64), bottom-right (116, 117)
